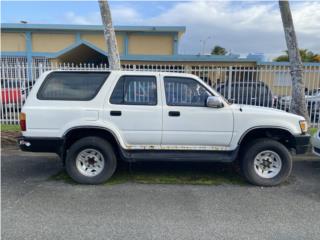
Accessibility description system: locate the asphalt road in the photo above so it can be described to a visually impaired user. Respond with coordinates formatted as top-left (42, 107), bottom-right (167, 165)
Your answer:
top-left (2, 147), bottom-right (320, 240)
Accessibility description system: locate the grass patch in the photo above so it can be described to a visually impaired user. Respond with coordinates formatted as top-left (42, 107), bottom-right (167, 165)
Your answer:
top-left (50, 162), bottom-right (245, 186)
top-left (1, 124), bottom-right (20, 132)
top-left (309, 127), bottom-right (318, 136)
top-left (50, 171), bottom-right (75, 183)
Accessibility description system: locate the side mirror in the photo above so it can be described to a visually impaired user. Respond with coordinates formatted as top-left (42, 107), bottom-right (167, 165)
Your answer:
top-left (228, 98), bottom-right (235, 104)
top-left (206, 96), bottom-right (224, 108)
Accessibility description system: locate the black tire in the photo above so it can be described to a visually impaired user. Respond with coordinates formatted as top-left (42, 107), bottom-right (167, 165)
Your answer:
top-left (66, 136), bottom-right (117, 184)
top-left (241, 138), bottom-right (292, 187)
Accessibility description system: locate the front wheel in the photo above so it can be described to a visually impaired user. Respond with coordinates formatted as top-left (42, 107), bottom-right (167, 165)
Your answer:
top-left (241, 138), bottom-right (292, 186)
top-left (66, 136), bottom-right (117, 184)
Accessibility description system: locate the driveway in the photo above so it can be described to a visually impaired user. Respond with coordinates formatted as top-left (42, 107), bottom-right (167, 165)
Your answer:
top-left (2, 147), bottom-right (320, 240)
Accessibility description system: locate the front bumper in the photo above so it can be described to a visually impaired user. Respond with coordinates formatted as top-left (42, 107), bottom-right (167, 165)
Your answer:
top-left (312, 147), bottom-right (320, 157)
top-left (293, 134), bottom-right (310, 154)
top-left (311, 130), bottom-right (320, 157)
top-left (18, 136), bottom-right (63, 154)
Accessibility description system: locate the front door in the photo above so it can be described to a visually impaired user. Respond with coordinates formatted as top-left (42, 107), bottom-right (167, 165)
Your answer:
top-left (161, 75), bottom-right (233, 150)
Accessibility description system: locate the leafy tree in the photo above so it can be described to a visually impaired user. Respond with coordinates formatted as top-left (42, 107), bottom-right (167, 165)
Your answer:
top-left (274, 49), bottom-right (320, 62)
top-left (211, 46), bottom-right (227, 55)
top-left (312, 55), bottom-right (320, 62)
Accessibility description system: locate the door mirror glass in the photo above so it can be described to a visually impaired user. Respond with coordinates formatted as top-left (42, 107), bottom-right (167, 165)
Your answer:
top-left (206, 96), bottom-right (224, 108)
top-left (228, 98), bottom-right (235, 104)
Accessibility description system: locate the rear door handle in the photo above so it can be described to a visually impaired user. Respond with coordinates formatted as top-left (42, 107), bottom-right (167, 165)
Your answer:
top-left (110, 110), bottom-right (121, 116)
top-left (168, 111), bottom-right (180, 117)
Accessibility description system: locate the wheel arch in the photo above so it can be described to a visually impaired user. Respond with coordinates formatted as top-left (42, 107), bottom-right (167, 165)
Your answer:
top-left (62, 126), bottom-right (122, 163)
top-left (238, 127), bottom-right (296, 154)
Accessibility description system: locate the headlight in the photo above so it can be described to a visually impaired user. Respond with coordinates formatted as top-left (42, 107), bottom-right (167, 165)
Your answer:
top-left (299, 120), bottom-right (308, 133)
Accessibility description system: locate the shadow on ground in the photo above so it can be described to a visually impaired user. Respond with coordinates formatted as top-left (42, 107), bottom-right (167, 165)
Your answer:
top-left (51, 161), bottom-right (247, 186)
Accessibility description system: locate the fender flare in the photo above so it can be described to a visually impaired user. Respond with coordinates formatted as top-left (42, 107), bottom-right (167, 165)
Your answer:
top-left (237, 126), bottom-right (295, 146)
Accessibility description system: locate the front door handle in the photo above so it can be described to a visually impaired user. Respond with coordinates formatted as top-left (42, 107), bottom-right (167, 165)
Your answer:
top-left (168, 111), bottom-right (180, 117)
top-left (110, 110), bottom-right (121, 116)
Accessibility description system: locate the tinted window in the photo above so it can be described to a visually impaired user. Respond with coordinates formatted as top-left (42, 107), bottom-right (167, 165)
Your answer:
top-left (37, 72), bottom-right (109, 100)
top-left (110, 77), bottom-right (124, 104)
top-left (164, 77), bottom-right (211, 107)
top-left (110, 76), bottom-right (157, 105)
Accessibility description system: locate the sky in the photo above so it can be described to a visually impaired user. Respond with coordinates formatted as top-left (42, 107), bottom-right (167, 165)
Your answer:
top-left (2, 0), bottom-right (320, 60)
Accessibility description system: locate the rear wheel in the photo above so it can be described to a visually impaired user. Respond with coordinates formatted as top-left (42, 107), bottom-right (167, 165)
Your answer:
top-left (241, 138), bottom-right (292, 186)
top-left (66, 136), bottom-right (117, 184)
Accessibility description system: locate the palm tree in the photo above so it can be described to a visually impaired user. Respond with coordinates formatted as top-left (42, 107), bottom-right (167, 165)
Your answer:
top-left (274, 49), bottom-right (320, 62)
top-left (98, 0), bottom-right (121, 70)
top-left (279, 0), bottom-right (309, 122)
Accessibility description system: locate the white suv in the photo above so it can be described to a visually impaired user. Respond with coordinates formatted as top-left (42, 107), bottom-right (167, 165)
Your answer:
top-left (18, 70), bottom-right (310, 186)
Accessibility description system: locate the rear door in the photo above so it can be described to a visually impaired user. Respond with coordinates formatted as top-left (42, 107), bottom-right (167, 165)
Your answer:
top-left (105, 73), bottom-right (162, 148)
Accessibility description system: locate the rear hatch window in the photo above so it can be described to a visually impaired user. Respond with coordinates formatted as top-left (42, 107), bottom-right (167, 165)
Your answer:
top-left (37, 71), bottom-right (109, 101)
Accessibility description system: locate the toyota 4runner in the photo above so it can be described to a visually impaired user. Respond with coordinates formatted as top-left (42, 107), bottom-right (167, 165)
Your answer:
top-left (18, 70), bottom-right (310, 186)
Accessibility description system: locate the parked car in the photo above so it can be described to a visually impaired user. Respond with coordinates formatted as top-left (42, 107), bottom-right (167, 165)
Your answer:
top-left (0, 86), bottom-right (26, 110)
top-left (307, 92), bottom-right (320, 122)
top-left (215, 81), bottom-right (274, 107)
top-left (18, 70), bottom-right (310, 186)
top-left (278, 88), bottom-right (320, 111)
top-left (311, 129), bottom-right (320, 157)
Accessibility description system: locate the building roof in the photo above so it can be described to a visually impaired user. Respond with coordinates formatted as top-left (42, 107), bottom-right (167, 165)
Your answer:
top-left (121, 54), bottom-right (257, 63)
top-left (1, 23), bottom-right (186, 34)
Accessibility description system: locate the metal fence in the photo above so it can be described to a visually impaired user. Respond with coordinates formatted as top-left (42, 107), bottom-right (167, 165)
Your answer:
top-left (1, 62), bottom-right (319, 128)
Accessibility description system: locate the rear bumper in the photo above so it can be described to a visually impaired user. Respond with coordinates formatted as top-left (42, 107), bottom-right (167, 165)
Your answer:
top-left (18, 136), bottom-right (63, 154)
top-left (293, 134), bottom-right (310, 154)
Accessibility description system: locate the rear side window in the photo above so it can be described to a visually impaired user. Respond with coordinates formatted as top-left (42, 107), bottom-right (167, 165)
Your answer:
top-left (37, 72), bottom-right (109, 100)
top-left (110, 75), bottom-right (157, 105)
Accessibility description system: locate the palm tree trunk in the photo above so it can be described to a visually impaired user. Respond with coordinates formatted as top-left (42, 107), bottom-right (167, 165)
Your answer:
top-left (279, 0), bottom-right (309, 122)
top-left (98, 0), bottom-right (121, 70)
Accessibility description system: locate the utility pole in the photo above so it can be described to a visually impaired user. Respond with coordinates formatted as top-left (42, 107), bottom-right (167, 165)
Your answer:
top-left (279, 0), bottom-right (309, 122)
top-left (98, 0), bottom-right (121, 70)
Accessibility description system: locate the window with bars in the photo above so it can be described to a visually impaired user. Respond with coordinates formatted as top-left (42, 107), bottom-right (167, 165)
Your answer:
top-left (32, 57), bottom-right (51, 79)
top-left (32, 57), bottom-right (50, 67)
top-left (122, 64), bottom-right (185, 72)
top-left (0, 56), bottom-right (28, 84)
top-left (0, 56), bottom-right (27, 66)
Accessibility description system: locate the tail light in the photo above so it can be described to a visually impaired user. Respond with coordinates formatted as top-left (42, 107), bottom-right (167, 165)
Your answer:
top-left (20, 112), bottom-right (26, 131)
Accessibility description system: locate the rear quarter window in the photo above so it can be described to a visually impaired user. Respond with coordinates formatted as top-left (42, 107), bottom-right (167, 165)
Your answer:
top-left (37, 72), bottom-right (109, 101)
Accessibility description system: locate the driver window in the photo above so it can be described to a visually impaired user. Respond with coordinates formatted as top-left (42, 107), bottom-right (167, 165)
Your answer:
top-left (164, 77), bottom-right (211, 107)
